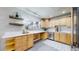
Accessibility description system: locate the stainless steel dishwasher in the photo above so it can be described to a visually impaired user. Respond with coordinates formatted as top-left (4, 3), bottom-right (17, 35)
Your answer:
top-left (47, 28), bottom-right (55, 40)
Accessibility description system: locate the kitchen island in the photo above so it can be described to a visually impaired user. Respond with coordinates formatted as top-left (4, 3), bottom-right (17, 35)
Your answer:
top-left (1, 31), bottom-right (48, 51)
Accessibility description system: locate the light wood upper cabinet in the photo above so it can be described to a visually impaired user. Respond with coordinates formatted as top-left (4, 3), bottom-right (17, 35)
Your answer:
top-left (50, 16), bottom-right (71, 27)
top-left (40, 19), bottom-right (51, 28)
top-left (40, 16), bottom-right (72, 28)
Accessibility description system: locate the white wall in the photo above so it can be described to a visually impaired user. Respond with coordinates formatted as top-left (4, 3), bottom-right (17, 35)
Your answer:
top-left (0, 7), bottom-right (40, 37)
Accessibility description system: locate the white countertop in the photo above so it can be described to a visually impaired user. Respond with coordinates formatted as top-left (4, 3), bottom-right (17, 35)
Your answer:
top-left (2, 30), bottom-right (45, 39)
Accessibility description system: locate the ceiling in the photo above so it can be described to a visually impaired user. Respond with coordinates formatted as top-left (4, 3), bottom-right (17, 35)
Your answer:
top-left (17, 7), bottom-right (71, 18)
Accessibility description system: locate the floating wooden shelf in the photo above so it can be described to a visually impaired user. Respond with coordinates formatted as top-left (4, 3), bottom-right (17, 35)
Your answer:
top-left (9, 15), bottom-right (24, 26)
top-left (9, 23), bottom-right (24, 26)
top-left (9, 15), bottom-right (23, 20)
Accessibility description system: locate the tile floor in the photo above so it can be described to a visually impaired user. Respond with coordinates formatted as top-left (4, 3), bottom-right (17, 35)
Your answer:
top-left (29, 40), bottom-right (58, 51)
top-left (29, 39), bottom-right (79, 51)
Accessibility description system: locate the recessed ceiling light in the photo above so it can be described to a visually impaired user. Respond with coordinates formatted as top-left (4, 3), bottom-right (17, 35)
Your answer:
top-left (62, 11), bottom-right (66, 14)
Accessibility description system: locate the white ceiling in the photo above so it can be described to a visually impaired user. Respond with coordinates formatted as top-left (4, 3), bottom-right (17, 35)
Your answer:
top-left (17, 7), bottom-right (71, 18)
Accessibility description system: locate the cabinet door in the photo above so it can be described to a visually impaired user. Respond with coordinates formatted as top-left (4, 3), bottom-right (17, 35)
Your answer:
top-left (34, 34), bottom-right (40, 40)
top-left (54, 32), bottom-right (60, 41)
top-left (5, 38), bottom-right (15, 51)
top-left (27, 35), bottom-right (34, 48)
top-left (22, 36), bottom-right (28, 51)
top-left (60, 33), bottom-right (66, 43)
top-left (66, 33), bottom-right (71, 45)
top-left (40, 32), bottom-right (48, 40)
top-left (43, 32), bottom-right (48, 39)
top-left (15, 36), bottom-right (23, 51)
top-left (15, 36), bottom-right (27, 51)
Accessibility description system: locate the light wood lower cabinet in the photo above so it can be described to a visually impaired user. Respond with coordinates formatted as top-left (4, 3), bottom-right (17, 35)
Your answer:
top-left (60, 33), bottom-right (66, 43)
top-left (5, 35), bottom-right (33, 51)
top-left (15, 37), bottom-right (22, 51)
top-left (5, 38), bottom-right (15, 51)
top-left (4, 32), bottom-right (48, 51)
top-left (40, 32), bottom-right (48, 39)
top-left (15, 36), bottom-right (27, 51)
top-left (54, 32), bottom-right (76, 45)
top-left (33, 33), bottom-right (40, 42)
top-left (65, 33), bottom-right (71, 45)
top-left (27, 34), bottom-right (34, 48)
